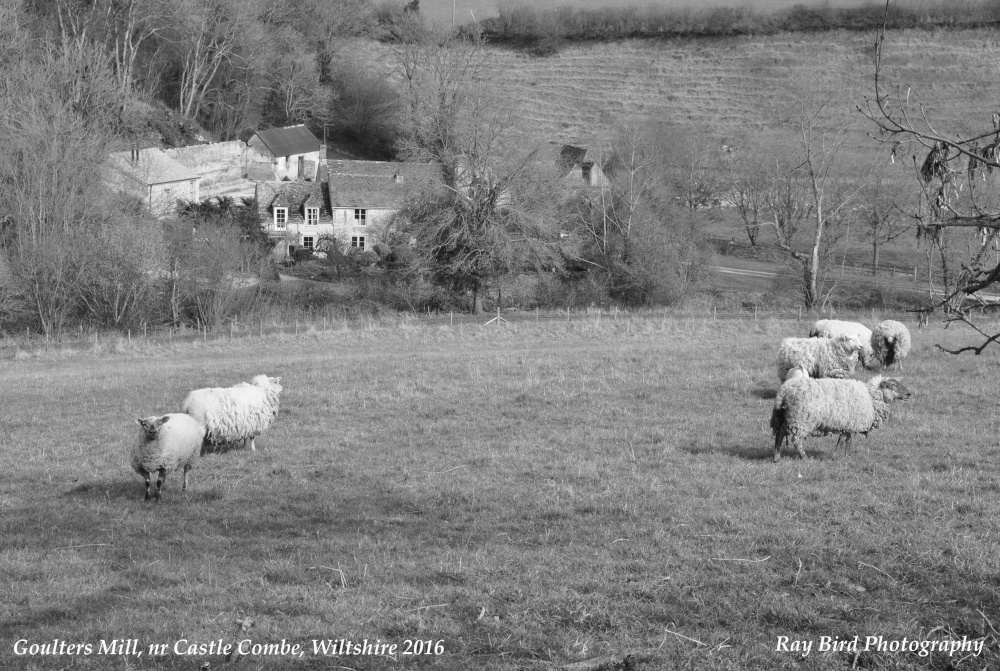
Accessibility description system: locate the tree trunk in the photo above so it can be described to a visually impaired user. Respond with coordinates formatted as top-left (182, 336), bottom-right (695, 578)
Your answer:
top-left (472, 286), bottom-right (483, 314)
top-left (872, 239), bottom-right (879, 276)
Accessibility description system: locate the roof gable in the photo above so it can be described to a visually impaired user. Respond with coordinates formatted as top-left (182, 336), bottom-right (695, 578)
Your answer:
top-left (326, 160), bottom-right (442, 209)
top-left (255, 181), bottom-right (329, 219)
top-left (110, 148), bottom-right (200, 186)
top-left (250, 125), bottom-right (320, 158)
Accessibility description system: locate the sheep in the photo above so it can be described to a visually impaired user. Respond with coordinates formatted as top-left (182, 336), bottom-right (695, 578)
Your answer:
top-left (784, 365), bottom-right (809, 382)
top-left (777, 335), bottom-right (862, 383)
top-left (871, 320), bottom-right (912, 370)
top-left (132, 413), bottom-right (205, 502)
top-left (809, 319), bottom-right (876, 369)
top-left (770, 375), bottom-right (911, 462)
top-left (181, 375), bottom-right (282, 452)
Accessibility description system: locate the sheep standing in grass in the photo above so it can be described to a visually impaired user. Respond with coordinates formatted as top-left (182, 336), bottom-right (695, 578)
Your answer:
top-left (871, 320), bottom-right (911, 370)
top-left (809, 319), bottom-right (876, 369)
top-left (132, 414), bottom-right (205, 501)
top-left (777, 335), bottom-right (862, 382)
top-left (182, 375), bottom-right (282, 452)
top-left (770, 375), bottom-right (911, 462)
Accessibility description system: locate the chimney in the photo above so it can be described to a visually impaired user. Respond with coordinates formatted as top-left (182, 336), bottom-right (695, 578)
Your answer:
top-left (131, 147), bottom-right (139, 163)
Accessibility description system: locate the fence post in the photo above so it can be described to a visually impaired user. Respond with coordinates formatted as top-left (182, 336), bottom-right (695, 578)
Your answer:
top-left (914, 266), bottom-right (917, 282)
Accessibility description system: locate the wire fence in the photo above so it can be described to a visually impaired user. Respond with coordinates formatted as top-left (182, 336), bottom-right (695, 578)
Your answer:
top-left (0, 306), bottom-right (954, 360)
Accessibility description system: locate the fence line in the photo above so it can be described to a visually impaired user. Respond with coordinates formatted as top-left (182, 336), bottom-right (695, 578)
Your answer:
top-left (0, 306), bottom-right (957, 359)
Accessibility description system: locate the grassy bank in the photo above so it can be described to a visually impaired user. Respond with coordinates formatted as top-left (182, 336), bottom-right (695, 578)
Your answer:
top-left (2, 317), bottom-right (999, 669)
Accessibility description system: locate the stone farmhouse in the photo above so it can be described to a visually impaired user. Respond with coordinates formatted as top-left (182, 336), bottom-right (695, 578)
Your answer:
top-left (247, 125), bottom-right (321, 182)
top-left (254, 159), bottom-right (442, 258)
top-left (108, 147), bottom-right (201, 217)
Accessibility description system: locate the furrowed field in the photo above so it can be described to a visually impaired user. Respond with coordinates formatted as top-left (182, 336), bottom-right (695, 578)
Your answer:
top-left (2, 315), bottom-right (999, 670)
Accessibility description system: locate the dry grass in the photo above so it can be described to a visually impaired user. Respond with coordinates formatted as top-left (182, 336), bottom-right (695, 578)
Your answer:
top-left (2, 315), bottom-right (999, 670)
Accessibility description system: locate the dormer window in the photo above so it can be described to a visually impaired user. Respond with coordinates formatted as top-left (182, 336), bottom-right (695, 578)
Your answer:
top-left (354, 208), bottom-right (366, 224)
top-left (581, 163), bottom-right (592, 183)
top-left (273, 207), bottom-right (287, 229)
top-left (305, 207), bottom-right (319, 226)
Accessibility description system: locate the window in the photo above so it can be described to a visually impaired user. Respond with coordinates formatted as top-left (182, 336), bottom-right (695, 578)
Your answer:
top-left (354, 208), bottom-right (366, 224)
top-left (581, 163), bottom-right (592, 183)
top-left (302, 236), bottom-right (314, 249)
top-left (305, 207), bottom-right (319, 226)
top-left (351, 235), bottom-right (366, 250)
top-left (273, 207), bottom-right (287, 230)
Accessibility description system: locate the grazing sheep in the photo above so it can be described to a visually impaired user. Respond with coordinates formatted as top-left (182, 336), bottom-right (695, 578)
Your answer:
top-left (777, 335), bottom-right (862, 382)
top-left (871, 320), bottom-right (911, 370)
top-left (182, 375), bottom-right (282, 452)
top-left (132, 414), bottom-right (205, 502)
top-left (809, 319), bottom-right (876, 369)
top-left (770, 375), bottom-right (911, 462)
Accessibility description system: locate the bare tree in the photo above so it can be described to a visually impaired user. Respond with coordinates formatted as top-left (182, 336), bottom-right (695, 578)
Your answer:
top-left (572, 121), bottom-right (704, 305)
top-left (860, 0), bottom-right (1000, 351)
top-left (766, 107), bottom-right (867, 309)
top-left (861, 174), bottom-right (909, 275)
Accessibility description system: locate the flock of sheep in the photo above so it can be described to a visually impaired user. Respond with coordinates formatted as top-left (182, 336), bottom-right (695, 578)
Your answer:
top-left (131, 375), bottom-right (283, 501)
top-left (771, 318), bottom-right (913, 462)
top-left (127, 317), bottom-right (914, 498)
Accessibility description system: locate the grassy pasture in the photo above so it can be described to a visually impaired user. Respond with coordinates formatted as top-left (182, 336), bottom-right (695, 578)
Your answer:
top-left (2, 316), bottom-right (999, 670)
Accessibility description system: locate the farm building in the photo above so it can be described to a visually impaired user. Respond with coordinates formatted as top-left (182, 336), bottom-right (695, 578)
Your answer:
top-left (547, 142), bottom-right (611, 188)
top-left (247, 125), bottom-right (321, 182)
top-left (163, 140), bottom-right (263, 198)
top-left (325, 160), bottom-right (443, 252)
top-left (253, 181), bottom-right (332, 260)
top-left (108, 147), bottom-right (200, 216)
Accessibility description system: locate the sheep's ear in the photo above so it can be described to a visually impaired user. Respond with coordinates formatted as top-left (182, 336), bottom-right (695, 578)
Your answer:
top-left (157, 415), bottom-right (170, 427)
top-left (135, 418), bottom-right (144, 427)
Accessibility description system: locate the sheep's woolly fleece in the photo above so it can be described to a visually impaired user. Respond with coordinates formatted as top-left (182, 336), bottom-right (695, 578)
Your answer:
top-left (810, 319), bottom-right (876, 369)
top-left (776, 335), bottom-right (861, 382)
top-left (770, 375), bottom-right (911, 461)
top-left (182, 375), bottom-right (282, 451)
top-left (871, 320), bottom-right (912, 369)
top-left (132, 413), bottom-right (205, 501)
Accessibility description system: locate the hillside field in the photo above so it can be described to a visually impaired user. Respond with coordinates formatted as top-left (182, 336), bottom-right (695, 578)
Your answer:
top-left (2, 316), bottom-right (999, 670)
top-left (421, 0), bottom-right (929, 28)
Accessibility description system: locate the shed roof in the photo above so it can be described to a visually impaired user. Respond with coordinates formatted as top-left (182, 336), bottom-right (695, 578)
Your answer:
top-left (326, 160), bottom-right (442, 209)
top-left (110, 148), bottom-right (200, 186)
top-left (250, 125), bottom-right (320, 158)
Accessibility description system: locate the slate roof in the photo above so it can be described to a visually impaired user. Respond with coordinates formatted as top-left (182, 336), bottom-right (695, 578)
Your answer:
top-left (110, 148), bottom-right (200, 186)
top-left (250, 125), bottom-right (320, 158)
top-left (326, 160), bottom-right (442, 209)
top-left (254, 181), bottom-right (330, 220)
top-left (541, 142), bottom-right (610, 179)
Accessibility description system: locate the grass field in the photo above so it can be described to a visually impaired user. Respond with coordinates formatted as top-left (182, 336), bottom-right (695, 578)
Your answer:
top-left (2, 315), bottom-right (999, 670)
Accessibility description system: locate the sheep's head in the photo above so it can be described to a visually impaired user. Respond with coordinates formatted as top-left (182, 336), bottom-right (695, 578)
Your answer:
top-left (136, 415), bottom-right (169, 440)
top-left (878, 377), bottom-right (911, 402)
top-left (253, 375), bottom-right (282, 392)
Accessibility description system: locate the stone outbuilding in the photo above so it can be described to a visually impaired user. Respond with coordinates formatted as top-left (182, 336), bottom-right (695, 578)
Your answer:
top-left (247, 125), bottom-right (321, 182)
top-left (108, 147), bottom-right (200, 216)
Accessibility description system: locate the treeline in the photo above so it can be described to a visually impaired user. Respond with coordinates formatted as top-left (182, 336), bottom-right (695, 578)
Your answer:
top-left (475, 0), bottom-right (1000, 51)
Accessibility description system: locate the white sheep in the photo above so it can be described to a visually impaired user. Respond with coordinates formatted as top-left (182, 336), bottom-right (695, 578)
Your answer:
top-left (132, 413), bottom-right (205, 501)
top-left (770, 375), bottom-right (911, 462)
top-left (182, 375), bottom-right (282, 452)
top-left (809, 319), bottom-right (876, 369)
top-left (777, 335), bottom-right (861, 382)
top-left (871, 320), bottom-right (911, 370)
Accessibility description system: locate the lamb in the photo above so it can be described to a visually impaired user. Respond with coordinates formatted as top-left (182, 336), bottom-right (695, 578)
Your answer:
top-left (776, 335), bottom-right (862, 382)
top-left (809, 319), bottom-right (876, 369)
top-left (132, 413), bottom-right (205, 501)
top-left (770, 375), bottom-right (911, 462)
top-left (871, 320), bottom-right (911, 370)
top-left (182, 375), bottom-right (282, 452)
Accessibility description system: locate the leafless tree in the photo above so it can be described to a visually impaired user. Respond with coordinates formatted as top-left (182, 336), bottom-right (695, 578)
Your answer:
top-left (861, 174), bottom-right (909, 275)
top-left (766, 107), bottom-right (868, 309)
top-left (859, 0), bottom-right (1000, 351)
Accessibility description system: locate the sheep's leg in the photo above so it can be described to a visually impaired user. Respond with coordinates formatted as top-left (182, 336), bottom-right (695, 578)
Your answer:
top-left (773, 425), bottom-right (787, 462)
top-left (142, 470), bottom-right (152, 501)
top-left (793, 436), bottom-right (807, 460)
top-left (843, 434), bottom-right (853, 457)
top-left (249, 437), bottom-right (256, 452)
top-left (154, 468), bottom-right (166, 502)
top-left (832, 435), bottom-right (843, 459)
top-left (182, 464), bottom-right (191, 490)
